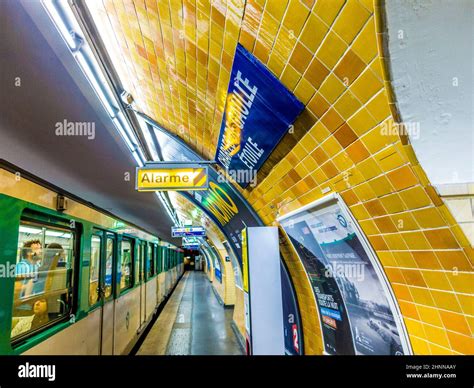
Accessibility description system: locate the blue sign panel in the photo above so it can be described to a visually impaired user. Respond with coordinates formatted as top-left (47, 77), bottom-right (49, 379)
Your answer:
top-left (172, 226), bottom-right (206, 237)
top-left (215, 44), bottom-right (304, 188)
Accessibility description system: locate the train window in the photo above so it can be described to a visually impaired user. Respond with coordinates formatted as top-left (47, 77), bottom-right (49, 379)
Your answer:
top-left (11, 222), bottom-right (75, 341)
top-left (104, 235), bottom-right (114, 299)
top-left (146, 243), bottom-right (154, 279)
top-left (120, 239), bottom-right (133, 291)
top-left (89, 235), bottom-right (102, 305)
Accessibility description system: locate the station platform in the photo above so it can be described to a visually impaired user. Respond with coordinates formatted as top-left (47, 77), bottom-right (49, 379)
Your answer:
top-left (137, 272), bottom-right (243, 356)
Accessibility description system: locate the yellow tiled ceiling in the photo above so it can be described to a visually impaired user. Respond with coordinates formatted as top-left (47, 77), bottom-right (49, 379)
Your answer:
top-left (86, 0), bottom-right (246, 159)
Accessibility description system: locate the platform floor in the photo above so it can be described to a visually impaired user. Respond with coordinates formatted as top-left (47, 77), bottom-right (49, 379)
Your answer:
top-left (137, 271), bottom-right (244, 355)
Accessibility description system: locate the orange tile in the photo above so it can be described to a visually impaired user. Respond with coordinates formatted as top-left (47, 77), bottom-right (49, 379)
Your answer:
top-left (363, 198), bottom-right (387, 217)
top-left (304, 57), bottom-right (330, 89)
top-left (290, 42), bottom-right (313, 73)
top-left (373, 215), bottom-right (398, 233)
top-left (386, 166), bottom-right (419, 191)
top-left (446, 331), bottom-right (473, 354)
top-left (439, 311), bottom-right (471, 336)
top-left (424, 228), bottom-right (459, 250)
top-left (334, 49), bottom-right (366, 85)
top-left (346, 140), bottom-right (370, 163)
top-left (402, 269), bottom-right (428, 287)
top-left (399, 301), bottom-right (420, 320)
top-left (320, 108), bottom-right (344, 133)
top-left (307, 92), bottom-right (330, 118)
top-left (333, 123), bottom-right (358, 148)
top-left (412, 251), bottom-right (442, 270)
top-left (392, 283), bottom-right (413, 302)
top-left (436, 250), bottom-right (473, 272)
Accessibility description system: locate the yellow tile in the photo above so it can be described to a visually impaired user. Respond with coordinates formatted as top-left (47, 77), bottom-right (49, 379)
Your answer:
top-left (358, 157), bottom-right (382, 180)
top-left (423, 324), bottom-right (451, 349)
top-left (369, 175), bottom-right (394, 197)
top-left (332, 0), bottom-right (371, 44)
top-left (300, 13), bottom-right (329, 53)
top-left (265, 0), bottom-right (289, 20)
top-left (417, 305), bottom-right (443, 327)
top-left (313, 0), bottom-right (345, 26)
top-left (399, 186), bottom-right (432, 209)
top-left (412, 207), bottom-right (447, 229)
top-left (421, 270), bottom-right (453, 292)
top-left (410, 287), bottom-right (435, 306)
top-left (375, 146), bottom-right (406, 172)
top-left (430, 289), bottom-right (463, 314)
top-left (366, 90), bottom-right (392, 123)
top-left (350, 67), bottom-right (383, 103)
top-left (316, 31), bottom-right (348, 69)
top-left (347, 107), bottom-right (377, 136)
top-left (283, 0), bottom-right (311, 36)
top-left (378, 193), bottom-right (406, 213)
top-left (401, 231), bottom-right (431, 250)
top-left (404, 318), bottom-right (426, 339)
top-left (445, 272), bottom-right (473, 294)
top-left (456, 294), bottom-right (474, 316)
top-left (281, 64), bottom-right (301, 90)
top-left (351, 17), bottom-right (377, 63)
top-left (319, 73), bottom-right (346, 104)
top-left (267, 52), bottom-right (286, 77)
top-left (409, 335), bottom-right (430, 355)
top-left (294, 77), bottom-right (316, 104)
top-left (391, 212), bottom-right (419, 231)
top-left (333, 90), bottom-right (363, 120)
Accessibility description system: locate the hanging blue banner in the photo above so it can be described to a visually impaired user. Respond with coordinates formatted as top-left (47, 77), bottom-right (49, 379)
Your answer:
top-left (215, 44), bottom-right (304, 188)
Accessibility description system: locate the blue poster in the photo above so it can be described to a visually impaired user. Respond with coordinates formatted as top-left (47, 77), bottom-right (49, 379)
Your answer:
top-left (215, 44), bottom-right (304, 188)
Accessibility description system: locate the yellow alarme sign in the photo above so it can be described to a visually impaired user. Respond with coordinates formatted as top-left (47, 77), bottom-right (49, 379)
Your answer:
top-left (136, 165), bottom-right (208, 191)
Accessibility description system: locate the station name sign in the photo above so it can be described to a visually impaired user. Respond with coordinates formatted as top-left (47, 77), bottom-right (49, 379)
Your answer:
top-left (172, 226), bottom-right (206, 237)
top-left (136, 163), bottom-right (208, 191)
top-left (215, 44), bottom-right (304, 188)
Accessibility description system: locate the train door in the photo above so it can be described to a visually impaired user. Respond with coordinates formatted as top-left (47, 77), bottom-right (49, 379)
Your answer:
top-left (100, 233), bottom-right (116, 355)
top-left (90, 231), bottom-right (116, 355)
top-left (139, 242), bottom-right (146, 326)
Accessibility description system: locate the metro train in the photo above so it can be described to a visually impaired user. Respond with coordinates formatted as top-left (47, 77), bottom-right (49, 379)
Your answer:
top-left (0, 167), bottom-right (184, 355)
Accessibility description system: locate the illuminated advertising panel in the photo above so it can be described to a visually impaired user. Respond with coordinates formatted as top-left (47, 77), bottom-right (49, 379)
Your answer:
top-left (279, 194), bottom-right (411, 355)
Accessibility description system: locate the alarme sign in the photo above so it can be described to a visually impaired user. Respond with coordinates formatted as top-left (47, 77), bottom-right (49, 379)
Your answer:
top-left (136, 163), bottom-right (208, 191)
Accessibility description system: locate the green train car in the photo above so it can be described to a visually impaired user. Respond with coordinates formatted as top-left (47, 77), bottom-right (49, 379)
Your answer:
top-left (0, 167), bottom-right (184, 355)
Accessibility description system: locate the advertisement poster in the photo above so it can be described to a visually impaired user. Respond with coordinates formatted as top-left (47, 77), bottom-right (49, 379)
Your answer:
top-left (280, 199), bottom-right (406, 355)
top-left (215, 44), bottom-right (304, 188)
